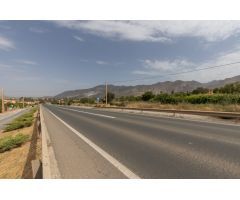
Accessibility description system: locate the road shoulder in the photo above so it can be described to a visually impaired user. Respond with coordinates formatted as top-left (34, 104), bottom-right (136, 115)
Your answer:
top-left (42, 106), bottom-right (127, 179)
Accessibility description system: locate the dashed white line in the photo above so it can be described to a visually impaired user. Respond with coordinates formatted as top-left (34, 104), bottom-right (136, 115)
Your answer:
top-left (46, 108), bottom-right (140, 179)
top-left (58, 107), bottom-right (116, 119)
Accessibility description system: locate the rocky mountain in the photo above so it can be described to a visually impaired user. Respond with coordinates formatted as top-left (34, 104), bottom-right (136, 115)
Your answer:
top-left (203, 75), bottom-right (240, 89)
top-left (55, 75), bottom-right (240, 99)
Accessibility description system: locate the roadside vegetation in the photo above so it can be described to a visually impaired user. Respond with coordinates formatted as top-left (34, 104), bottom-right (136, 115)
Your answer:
top-left (3, 107), bottom-right (37, 132)
top-left (0, 100), bottom-right (6, 113)
top-left (0, 134), bottom-right (30, 153)
top-left (0, 106), bottom-right (40, 178)
top-left (51, 82), bottom-right (240, 112)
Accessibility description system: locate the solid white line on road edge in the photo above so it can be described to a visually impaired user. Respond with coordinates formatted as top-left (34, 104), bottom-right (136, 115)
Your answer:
top-left (98, 107), bottom-right (240, 127)
top-left (46, 108), bottom-right (140, 179)
top-left (58, 106), bottom-right (116, 119)
top-left (40, 105), bottom-right (61, 179)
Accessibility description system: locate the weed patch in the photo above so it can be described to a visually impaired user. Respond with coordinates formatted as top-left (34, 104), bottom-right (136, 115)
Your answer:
top-left (3, 108), bottom-right (37, 132)
top-left (0, 134), bottom-right (30, 153)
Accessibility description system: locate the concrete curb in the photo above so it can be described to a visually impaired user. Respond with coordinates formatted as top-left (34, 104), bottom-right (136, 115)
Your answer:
top-left (71, 105), bottom-right (240, 125)
top-left (104, 107), bottom-right (240, 118)
top-left (40, 105), bottom-right (61, 179)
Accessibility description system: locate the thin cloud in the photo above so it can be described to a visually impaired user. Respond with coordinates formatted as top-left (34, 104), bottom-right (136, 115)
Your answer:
top-left (96, 60), bottom-right (108, 65)
top-left (79, 59), bottom-right (88, 62)
top-left (54, 21), bottom-right (170, 42)
top-left (12, 76), bottom-right (42, 81)
top-left (29, 27), bottom-right (49, 33)
top-left (0, 36), bottom-right (15, 51)
top-left (53, 79), bottom-right (70, 84)
top-left (0, 64), bottom-right (11, 69)
top-left (133, 46), bottom-right (240, 82)
top-left (0, 63), bottom-right (26, 73)
top-left (16, 60), bottom-right (37, 65)
top-left (0, 25), bottom-right (11, 30)
top-left (73, 35), bottom-right (84, 42)
top-left (54, 21), bottom-right (240, 42)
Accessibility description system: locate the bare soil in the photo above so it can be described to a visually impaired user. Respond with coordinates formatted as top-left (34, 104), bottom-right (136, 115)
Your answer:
top-left (0, 111), bottom-right (41, 179)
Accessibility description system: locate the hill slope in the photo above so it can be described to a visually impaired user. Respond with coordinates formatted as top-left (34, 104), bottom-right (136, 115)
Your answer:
top-left (55, 75), bottom-right (240, 99)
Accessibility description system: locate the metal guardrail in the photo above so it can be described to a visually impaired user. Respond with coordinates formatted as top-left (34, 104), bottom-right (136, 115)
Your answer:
top-left (103, 106), bottom-right (240, 118)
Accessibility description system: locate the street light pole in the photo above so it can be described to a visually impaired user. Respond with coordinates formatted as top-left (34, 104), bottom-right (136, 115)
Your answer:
top-left (105, 81), bottom-right (108, 106)
top-left (1, 88), bottom-right (4, 113)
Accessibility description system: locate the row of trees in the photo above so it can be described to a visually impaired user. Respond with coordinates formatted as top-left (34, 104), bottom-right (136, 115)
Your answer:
top-left (150, 93), bottom-right (240, 104)
top-left (51, 82), bottom-right (240, 106)
top-left (190, 82), bottom-right (240, 94)
top-left (213, 82), bottom-right (240, 94)
top-left (0, 100), bottom-right (27, 113)
top-left (116, 82), bottom-right (240, 105)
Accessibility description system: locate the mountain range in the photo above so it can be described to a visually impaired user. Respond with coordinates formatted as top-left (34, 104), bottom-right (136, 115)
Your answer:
top-left (55, 75), bottom-right (240, 99)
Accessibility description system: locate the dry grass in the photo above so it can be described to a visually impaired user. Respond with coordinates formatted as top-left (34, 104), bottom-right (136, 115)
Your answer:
top-left (125, 102), bottom-right (240, 112)
top-left (0, 109), bottom-right (40, 179)
top-left (0, 134), bottom-right (29, 153)
top-left (3, 108), bottom-right (36, 132)
top-left (0, 126), bottom-right (34, 178)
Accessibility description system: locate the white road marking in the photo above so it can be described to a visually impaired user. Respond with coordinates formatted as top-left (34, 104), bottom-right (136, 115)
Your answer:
top-left (97, 108), bottom-right (240, 127)
top-left (40, 106), bottom-right (61, 178)
top-left (46, 108), bottom-right (140, 179)
top-left (58, 107), bottom-right (116, 119)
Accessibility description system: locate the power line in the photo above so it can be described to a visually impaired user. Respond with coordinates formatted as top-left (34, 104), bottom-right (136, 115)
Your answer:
top-left (110, 61), bottom-right (240, 84)
top-left (3, 61), bottom-right (240, 97)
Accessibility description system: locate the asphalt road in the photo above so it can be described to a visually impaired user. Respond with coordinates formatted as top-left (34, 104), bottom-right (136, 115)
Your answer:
top-left (0, 109), bottom-right (28, 132)
top-left (42, 104), bottom-right (240, 178)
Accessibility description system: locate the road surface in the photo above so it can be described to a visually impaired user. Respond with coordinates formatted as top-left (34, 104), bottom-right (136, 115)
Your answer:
top-left (42, 104), bottom-right (240, 178)
top-left (0, 109), bottom-right (28, 132)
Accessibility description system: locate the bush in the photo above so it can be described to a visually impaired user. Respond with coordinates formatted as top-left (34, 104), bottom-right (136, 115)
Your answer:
top-left (107, 92), bottom-right (115, 103)
top-left (3, 108), bottom-right (36, 132)
top-left (142, 91), bottom-right (155, 101)
top-left (80, 98), bottom-right (95, 104)
top-left (214, 82), bottom-right (240, 94)
top-left (0, 134), bottom-right (30, 153)
top-left (151, 93), bottom-right (240, 105)
top-left (192, 87), bottom-right (209, 94)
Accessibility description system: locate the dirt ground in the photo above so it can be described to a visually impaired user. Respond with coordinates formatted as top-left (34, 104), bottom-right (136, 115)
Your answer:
top-left (0, 111), bottom-right (41, 179)
top-left (125, 102), bottom-right (240, 112)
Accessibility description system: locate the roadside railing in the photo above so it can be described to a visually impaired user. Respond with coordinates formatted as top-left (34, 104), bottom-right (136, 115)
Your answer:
top-left (102, 106), bottom-right (240, 119)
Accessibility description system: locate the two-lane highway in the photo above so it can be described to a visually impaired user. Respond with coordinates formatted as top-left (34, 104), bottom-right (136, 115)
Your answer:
top-left (42, 104), bottom-right (240, 178)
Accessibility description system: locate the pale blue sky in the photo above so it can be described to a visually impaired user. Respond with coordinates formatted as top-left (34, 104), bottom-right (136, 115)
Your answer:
top-left (1, 21), bottom-right (240, 97)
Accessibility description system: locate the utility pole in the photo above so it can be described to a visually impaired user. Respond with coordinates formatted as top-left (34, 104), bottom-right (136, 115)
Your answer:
top-left (105, 81), bottom-right (108, 106)
top-left (1, 88), bottom-right (4, 113)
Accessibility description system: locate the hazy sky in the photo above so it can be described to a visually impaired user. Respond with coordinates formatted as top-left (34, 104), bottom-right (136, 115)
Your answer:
top-left (1, 21), bottom-right (240, 97)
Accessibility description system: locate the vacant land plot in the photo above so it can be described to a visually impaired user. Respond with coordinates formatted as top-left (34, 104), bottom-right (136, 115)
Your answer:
top-left (0, 107), bottom-right (41, 178)
top-left (124, 102), bottom-right (240, 112)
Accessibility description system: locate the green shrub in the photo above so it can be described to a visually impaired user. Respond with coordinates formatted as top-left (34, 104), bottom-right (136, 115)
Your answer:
top-left (151, 93), bottom-right (240, 105)
top-left (142, 91), bottom-right (155, 101)
top-left (3, 108), bottom-right (36, 132)
top-left (0, 134), bottom-right (30, 153)
top-left (79, 98), bottom-right (95, 104)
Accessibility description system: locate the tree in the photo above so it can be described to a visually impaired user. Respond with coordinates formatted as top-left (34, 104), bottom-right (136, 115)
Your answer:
top-left (211, 82), bottom-right (240, 94)
top-left (192, 87), bottom-right (209, 94)
top-left (141, 91), bottom-right (155, 101)
top-left (107, 92), bottom-right (115, 103)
